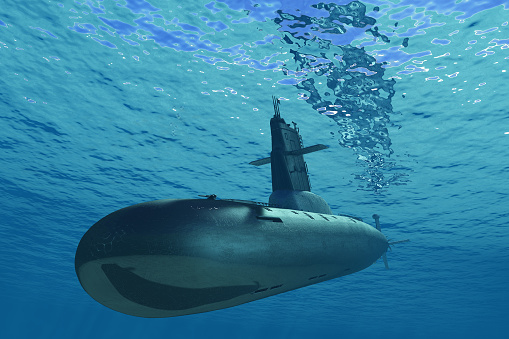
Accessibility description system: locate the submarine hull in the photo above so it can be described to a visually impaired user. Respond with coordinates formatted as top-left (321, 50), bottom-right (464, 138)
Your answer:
top-left (75, 199), bottom-right (388, 318)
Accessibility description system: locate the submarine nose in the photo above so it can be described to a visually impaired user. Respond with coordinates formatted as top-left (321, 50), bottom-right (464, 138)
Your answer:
top-left (75, 199), bottom-right (183, 275)
top-left (74, 214), bottom-right (130, 276)
top-left (74, 200), bottom-right (181, 317)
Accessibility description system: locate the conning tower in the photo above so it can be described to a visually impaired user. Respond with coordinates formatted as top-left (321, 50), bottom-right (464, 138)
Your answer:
top-left (250, 97), bottom-right (331, 214)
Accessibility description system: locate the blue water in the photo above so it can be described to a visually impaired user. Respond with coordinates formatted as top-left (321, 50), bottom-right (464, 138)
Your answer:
top-left (1, 0), bottom-right (508, 338)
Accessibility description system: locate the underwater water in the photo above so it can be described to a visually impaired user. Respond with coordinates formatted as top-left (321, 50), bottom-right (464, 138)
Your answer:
top-left (1, 0), bottom-right (508, 337)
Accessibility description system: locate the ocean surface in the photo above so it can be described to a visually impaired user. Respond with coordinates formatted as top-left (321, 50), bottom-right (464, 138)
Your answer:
top-left (1, 0), bottom-right (508, 338)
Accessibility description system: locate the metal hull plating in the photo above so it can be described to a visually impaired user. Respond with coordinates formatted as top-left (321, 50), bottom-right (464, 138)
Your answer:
top-left (75, 199), bottom-right (388, 317)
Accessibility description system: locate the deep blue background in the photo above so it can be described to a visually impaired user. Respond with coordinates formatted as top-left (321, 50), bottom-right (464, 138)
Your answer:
top-left (1, 1), bottom-right (508, 338)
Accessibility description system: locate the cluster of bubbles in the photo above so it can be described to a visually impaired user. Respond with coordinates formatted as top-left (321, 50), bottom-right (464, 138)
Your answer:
top-left (274, 1), bottom-right (408, 192)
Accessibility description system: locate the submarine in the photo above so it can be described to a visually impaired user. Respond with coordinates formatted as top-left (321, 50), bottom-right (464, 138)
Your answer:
top-left (75, 97), bottom-right (390, 318)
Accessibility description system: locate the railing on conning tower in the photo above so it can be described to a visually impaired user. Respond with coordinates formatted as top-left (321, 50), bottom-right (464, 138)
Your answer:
top-left (297, 127), bottom-right (304, 148)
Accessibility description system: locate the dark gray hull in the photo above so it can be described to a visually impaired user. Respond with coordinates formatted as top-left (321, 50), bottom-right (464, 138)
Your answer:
top-left (75, 199), bottom-right (388, 317)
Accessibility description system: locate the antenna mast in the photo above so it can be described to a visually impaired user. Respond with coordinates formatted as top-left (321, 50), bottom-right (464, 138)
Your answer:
top-left (272, 96), bottom-right (281, 117)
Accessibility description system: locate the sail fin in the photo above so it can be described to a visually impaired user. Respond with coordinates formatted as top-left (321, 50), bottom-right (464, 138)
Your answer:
top-left (249, 157), bottom-right (271, 166)
top-left (288, 144), bottom-right (328, 156)
top-left (249, 144), bottom-right (327, 166)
